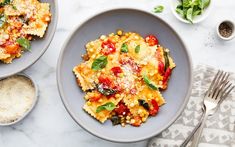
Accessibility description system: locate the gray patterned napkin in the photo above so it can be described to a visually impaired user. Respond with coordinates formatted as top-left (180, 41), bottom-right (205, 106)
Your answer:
top-left (148, 65), bottom-right (235, 147)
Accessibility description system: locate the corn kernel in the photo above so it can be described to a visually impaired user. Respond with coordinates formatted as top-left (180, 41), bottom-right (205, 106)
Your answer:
top-left (100, 35), bottom-right (106, 40)
top-left (87, 101), bottom-right (91, 106)
top-left (142, 117), bottom-right (147, 122)
top-left (115, 94), bottom-right (120, 98)
top-left (130, 119), bottom-right (135, 124)
top-left (130, 103), bottom-right (135, 107)
top-left (98, 99), bottom-right (103, 103)
top-left (147, 94), bottom-right (152, 98)
top-left (117, 29), bottom-right (123, 36)
top-left (126, 116), bottom-right (130, 120)
top-left (138, 109), bottom-right (143, 114)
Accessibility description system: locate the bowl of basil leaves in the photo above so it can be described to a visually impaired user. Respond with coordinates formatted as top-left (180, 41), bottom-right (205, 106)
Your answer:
top-left (170, 0), bottom-right (213, 24)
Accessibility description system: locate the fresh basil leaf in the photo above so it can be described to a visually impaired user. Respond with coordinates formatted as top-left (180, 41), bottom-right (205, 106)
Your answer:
top-left (182, 0), bottom-right (192, 8)
top-left (186, 8), bottom-right (193, 23)
top-left (0, 0), bottom-right (11, 6)
top-left (121, 43), bottom-right (128, 53)
top-left (97, 84), bottom-right (116, 96)
top-left (153, 5), bottom-right (164, 13)
top-left (143, 75), bottom-right (158, 90)
top-left (96, 102), bottom-right (116, 113)
top-left (16, 37), bottom-right (31, 51)
top-left (193, 10), bottom-right (201, 16)
top-left (199, 0), bottom-right (210, 9)
top-left (135, 45), bottom-right (140, 53)
top-left (163, 49), bottom-right (169, 71)
top-left (91, 56), bottom-right (108, 70)
top-left (176, 7), bottom-right (184, 17)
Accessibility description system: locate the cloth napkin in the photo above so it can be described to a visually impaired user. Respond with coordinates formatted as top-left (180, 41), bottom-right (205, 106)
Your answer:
top-left (148, 65), bottom-right (235, 147)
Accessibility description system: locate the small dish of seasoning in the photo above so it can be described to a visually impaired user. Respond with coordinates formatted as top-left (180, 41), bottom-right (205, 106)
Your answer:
top-left (217, 20), bottom-right (235, 41)
top-left (0, 74), bottom-right (38, 126)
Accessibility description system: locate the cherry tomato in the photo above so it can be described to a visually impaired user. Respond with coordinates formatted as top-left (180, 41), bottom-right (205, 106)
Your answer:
top-left (163, 67), bottom-right (172, 84)
top-left (98, 75), bottom-right (112, 87)
top-left (119, 57), bottom-right (141, 73)
top-left (149, 99), bottom-right (159, 116)
top-left (145, 35), bottom-right (159, 46)
top-left (101, 39), bottom-right (116, 55)
top-left (158, 61), bottom-right (165, 75)
top-left (111, 66), bottom-right (122, 76)
top-left (4, 42), bottom-right (20, 54)
top-left (114, 102), bottom-right (130, 116)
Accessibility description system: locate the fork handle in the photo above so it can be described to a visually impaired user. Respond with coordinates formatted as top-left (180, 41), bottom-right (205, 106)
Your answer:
top-left (190, 111), bottom-right (210, 147)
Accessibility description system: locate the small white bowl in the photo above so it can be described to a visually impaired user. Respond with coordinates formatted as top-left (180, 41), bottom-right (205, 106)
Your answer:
top-left (216, 20), bottom-right (235, 41)
top-left (0, 73), bottom-right (38, 126)
top-left (170, 0), bottom-right (213, 24)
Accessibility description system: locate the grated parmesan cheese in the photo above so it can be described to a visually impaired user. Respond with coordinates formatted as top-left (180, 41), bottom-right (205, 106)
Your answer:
top-left (0, 75), bottom-right (35, 124)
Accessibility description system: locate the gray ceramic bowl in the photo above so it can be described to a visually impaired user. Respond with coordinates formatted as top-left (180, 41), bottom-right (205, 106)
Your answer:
top-left (57, 8), bottom-right (192, 143)
top-left (0, 0), bottom-right (58, 79)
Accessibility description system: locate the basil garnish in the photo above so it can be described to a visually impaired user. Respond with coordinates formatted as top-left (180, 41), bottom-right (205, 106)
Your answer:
top-left (121, 43), bottom-right (128, 53)
top-left (97, 84), bottom-right (116, 96)
top-left (91, 56), bottom-right (108, 70)
top-left (96, 102), bottom-right (116, 113)
top-left (153, 5), bottom-right (164, 13)
top-left (16, 37), bottom-right (31, 51)
top-left (143, 75), bottom-right (158, 90)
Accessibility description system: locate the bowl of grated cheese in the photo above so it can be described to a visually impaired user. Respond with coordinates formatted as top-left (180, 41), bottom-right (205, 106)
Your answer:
top-left (0, 73), bottom-right (38, 126)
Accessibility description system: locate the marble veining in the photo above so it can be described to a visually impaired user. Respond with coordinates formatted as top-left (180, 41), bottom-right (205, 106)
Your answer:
top-left (0, 0), bottom-right (235, 146)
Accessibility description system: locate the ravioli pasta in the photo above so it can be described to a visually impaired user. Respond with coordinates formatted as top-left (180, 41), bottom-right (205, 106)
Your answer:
top-left (73, 31), bottom-right (176, 127)
top-left (0, 0), bottom-right (51, 63)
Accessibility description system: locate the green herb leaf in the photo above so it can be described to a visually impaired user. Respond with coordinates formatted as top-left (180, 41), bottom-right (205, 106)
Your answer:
top-left (182, 0), bottom-right (192, 8)
top-left (12, 5), bottom-right (17, 10)
top-left (176, 6), bottom-right (184, 17)
top-left (96, 102), bottom-right (116, 113)
top-left (0, 0), bottom-right (11, 6)
top-left (143, 75), bottom-right (158, 90)
top-left (138, 99), bottom-right (150, 110)
top-left (199, 0), bottom-right (210, 9)
top-left (91, 56), bottom-right (108, 70)
top-left (163, 49), bottom-right (169, 71)
top-left (97, 84), bottom-right (116, 96)
top-left (135, 45), bottom-right (140, 53)
top-left (16, 37), bottom-right (31, 51)
top-left (153, 5), bottom-right (164, 13)
top-left (0, 14), bottom-right (6, 28)
top-left (121, 43), bottom-right (128, 53)
top-left (186, 8), bottom-right (193, 23)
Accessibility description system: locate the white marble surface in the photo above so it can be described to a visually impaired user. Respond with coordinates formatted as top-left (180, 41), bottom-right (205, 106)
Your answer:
top-left (1, 0), bottom-right (235, 147)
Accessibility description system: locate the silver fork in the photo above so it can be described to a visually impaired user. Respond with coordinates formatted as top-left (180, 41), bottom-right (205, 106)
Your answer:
top-left (190, 70), bottom-right (235, 147)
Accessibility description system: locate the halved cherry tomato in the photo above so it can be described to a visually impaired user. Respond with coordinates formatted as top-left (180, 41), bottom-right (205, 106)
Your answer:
top-left (111, 66), bottom-right (122, 76)
top-left (131, 116), bottom-right (142, 127)
top-left (114, 101), bottom-right (130, 116)
top-left (149, 99), bottom-right (159, 116)
top-left (145, 35), bottom-right (159, 46)
top-left (163, 67), bottom-right (172, 84)
top-left (98, 75), bottom-right (112, 87)
top-left (101, 39), bottom-right (116, 55)
top-left (158, 61), bottom-right (165, 75)
top-left (4, 43), bottom-right (20, 54)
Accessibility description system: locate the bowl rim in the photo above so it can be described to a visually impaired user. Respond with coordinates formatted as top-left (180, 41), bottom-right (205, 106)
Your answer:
top-left (0, 0), bottom-right (58, 79)
top-left (57, 7), bottom-right (193, 143)
top-left (0, 73), bottom-right (39, 126)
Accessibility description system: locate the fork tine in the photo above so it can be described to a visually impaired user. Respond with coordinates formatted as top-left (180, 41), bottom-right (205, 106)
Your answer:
top-left (216, 81), bottom-right (233, 101)
top-left (214, 80), bottom-right (230, 100)
top-left (209, 71), bottom-right (225, 97)
top-left (205, 70), bottom-right (221, 97)
top-left (222, 84), bottom-right (235, 98)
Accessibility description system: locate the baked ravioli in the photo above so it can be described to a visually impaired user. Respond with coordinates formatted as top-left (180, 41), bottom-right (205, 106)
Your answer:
top-left (73, 30), bottom-right (176, 127)
top-left (0, 0), bottom-right (51, 63)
